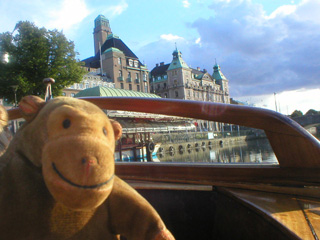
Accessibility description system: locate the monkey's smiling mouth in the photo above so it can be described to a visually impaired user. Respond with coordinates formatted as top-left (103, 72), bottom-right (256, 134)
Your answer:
top-left (52, 163), bottom-right (114, 189)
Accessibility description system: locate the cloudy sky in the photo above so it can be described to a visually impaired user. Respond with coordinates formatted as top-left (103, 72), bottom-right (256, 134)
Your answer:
top-left (0, 0), bottom-right (319, 114)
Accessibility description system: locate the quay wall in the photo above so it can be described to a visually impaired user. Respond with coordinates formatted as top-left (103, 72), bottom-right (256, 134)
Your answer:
top-left (153, 134), bottom-right (247, 154)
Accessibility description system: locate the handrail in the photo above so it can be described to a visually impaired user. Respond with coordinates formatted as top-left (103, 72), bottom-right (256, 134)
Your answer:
top-left (7, 97), bottom-right (320, 169)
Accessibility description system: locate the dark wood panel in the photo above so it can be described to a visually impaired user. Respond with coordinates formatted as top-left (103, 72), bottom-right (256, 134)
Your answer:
top-left (215, 188), bottom-right (301, 240)
top-left (222, 188), bottom-right (316, 239)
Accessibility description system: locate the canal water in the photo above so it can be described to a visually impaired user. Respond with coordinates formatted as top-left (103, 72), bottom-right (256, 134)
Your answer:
top-left (156, 138), bottom-right (278, 164)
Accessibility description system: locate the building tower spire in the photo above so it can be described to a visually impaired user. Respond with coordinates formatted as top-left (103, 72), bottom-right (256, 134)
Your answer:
top-left (93, 15), bottom-right (112, 55)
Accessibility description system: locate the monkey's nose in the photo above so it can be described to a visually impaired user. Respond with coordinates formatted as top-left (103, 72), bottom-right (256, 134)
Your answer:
top-left (81, 157), bottom-right (98, 166)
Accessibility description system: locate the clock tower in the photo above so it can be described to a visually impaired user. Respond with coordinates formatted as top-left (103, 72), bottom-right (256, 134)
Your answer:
top-left (93, 15), bottom-right (112, 55)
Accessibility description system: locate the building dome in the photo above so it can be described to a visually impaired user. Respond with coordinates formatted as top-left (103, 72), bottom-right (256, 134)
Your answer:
top-left (75, 86), bottom-right (160, 98)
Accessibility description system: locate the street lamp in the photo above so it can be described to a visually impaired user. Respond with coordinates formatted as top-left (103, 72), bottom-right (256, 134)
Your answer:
top-left (10, 85), bottom-right (18, 107)
top-left (10, 85), bottom-right (18, 133)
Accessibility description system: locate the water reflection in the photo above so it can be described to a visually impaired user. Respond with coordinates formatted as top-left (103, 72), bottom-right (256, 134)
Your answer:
top-left (157, 139), bottom-right (277, 164)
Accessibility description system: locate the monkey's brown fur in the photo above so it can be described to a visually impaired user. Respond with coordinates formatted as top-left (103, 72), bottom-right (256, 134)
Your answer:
top-left (0, 96), bottom-right (174, 240)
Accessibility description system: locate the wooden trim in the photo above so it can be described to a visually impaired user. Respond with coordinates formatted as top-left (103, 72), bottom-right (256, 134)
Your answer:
top-left (125, 180), bottom-right (213, 191)
top-left (115, 163), bottom-right (320, 187)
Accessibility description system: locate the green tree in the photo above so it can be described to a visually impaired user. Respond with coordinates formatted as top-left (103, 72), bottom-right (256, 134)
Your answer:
top-left (290, 110), bottom-right (303, 118)
top-left (305, 109), bottom-right (319, 115)
top-left (0, 21), bottom-right (86, 103)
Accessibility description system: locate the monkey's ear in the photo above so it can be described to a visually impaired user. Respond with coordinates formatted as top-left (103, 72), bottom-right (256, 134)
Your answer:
top-left (110, 119), bottom-right (122, 141)
top-left (0, 105), bottom-right (8, 128)
top-left (19, 96), bottom-right (46, 122)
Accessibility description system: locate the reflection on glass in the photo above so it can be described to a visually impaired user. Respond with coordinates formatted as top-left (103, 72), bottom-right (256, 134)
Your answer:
top-left (157, 139), bottom-right (277, 164)
top-left (112, 112), bottom-right (278, 165)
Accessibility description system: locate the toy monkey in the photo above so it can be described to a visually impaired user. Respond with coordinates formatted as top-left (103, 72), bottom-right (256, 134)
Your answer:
top-left (0, 96), bottom-right (174, 240)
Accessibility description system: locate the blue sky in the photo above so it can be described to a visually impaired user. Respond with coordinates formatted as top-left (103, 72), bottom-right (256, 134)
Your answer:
top-left (0, 0), bottom-right (319, 113)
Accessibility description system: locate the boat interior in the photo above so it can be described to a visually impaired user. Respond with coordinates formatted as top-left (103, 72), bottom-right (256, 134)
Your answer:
top-left (8, 97), bottom-right (320, 240)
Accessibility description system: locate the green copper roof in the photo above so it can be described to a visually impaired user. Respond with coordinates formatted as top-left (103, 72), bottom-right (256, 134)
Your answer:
top-left (167, 49), bottom-right (189, 71)
top-left (212, 64), bottom-right (227, 81)
top-left (107, 34), bottom-right (119, 39)
top-left (94, 15), bottom-right (110, 28)
top-left (103, 47), bottom-right (123, 54)
top-left (95, 14), bottom-right (108, 22)
top-left (75, 86), bottom-right (161, 98)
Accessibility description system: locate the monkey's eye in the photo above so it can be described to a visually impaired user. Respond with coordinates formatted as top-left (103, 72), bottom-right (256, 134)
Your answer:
top-left (103, 127), bottom-right (107, 136)
top-left (62, 119), bottom-right (71, 129)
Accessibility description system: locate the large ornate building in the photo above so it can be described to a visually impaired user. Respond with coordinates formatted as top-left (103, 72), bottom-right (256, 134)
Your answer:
top-left (150, 48), bottom-right (230, 131)
top-left (62, 67), bottom-right (115, 97)
top-left (150, 48), bottom-right (230, 104)
top-left (82, 15), bottom-right (149, 93)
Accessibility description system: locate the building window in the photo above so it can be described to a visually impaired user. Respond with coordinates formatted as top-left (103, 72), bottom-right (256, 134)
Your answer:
top-left (85, 82), bottom-right (89, 89)
top-left (175, 91), bottom-right (179, 97)
top-left (144, 83), bottom-right (148, 93)
top-left (164, 93), bottom-right (168, 98)
top-left (134, 60), bottom-right (139, 68)
top-left (62, 92), bottom-right (66, 96)
top-left (158, 76), bottom-right (161, 81)
top-left (120, 83), bottom-right (124, 89)
top-left (137, 85), bottom-right (140, 91)
top-left (118, 57), bottom-right (121, 65)
top-left (129, 59), bottom-right (133, 67)
top-left (164, 75), bottom-right (167, 79)
top-left (143, 73), bottom-right (147, 81)
top-left (119, 70), bottom-right (122, 77)
top-left (71, 93), bottom-right (75, 97)
top-left (129, 84), bottom-right (132, 90)
top-left (135, 73), bottom-right (139, 80)
top-left (128, 72), bottom-right (131, 79)
top-left (164, 83), bottom-right (166, 89)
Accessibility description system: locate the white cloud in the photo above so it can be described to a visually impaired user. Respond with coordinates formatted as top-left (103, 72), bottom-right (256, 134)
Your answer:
top-left (46, 0), bottom-right (90, 31)
top-left (188, 0), bottom-right (320, 99)
top-left (238, 88), bottom-right (320, 114)
top-left (103, 1), bottom-right (128, 18)
top-left (266, 5), bottom-right (296, 19)
top-left (294, 0), bottom-right (320, 24)
top-left (183, 0), bottom-right (191, 8)
top-left (160, 34), bottom-right (184, 41)
top-left (0, 0), bottom-right (91, 37)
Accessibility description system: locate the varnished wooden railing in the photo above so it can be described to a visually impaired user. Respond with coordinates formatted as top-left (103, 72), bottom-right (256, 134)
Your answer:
top-left (7, 97), bottom-right (320, 187)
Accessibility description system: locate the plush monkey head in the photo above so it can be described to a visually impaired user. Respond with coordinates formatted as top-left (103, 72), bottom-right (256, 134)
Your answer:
top-left (17, 96), bottom-right (122, 210)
